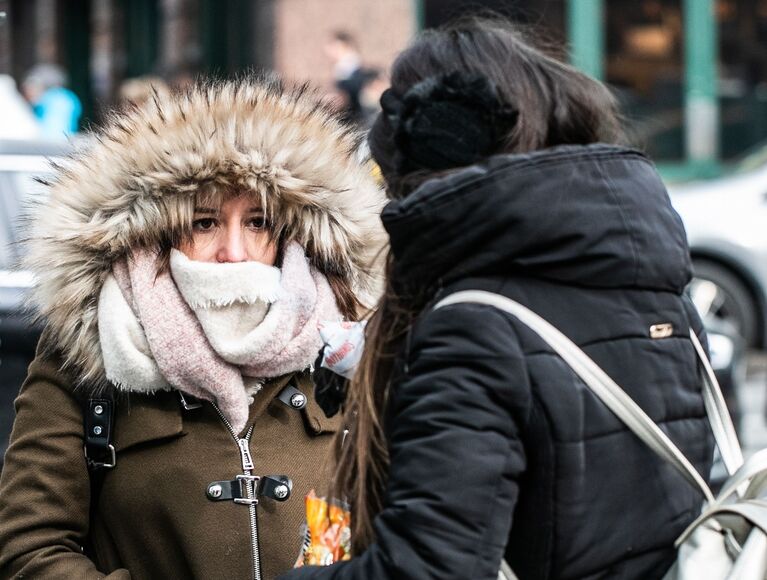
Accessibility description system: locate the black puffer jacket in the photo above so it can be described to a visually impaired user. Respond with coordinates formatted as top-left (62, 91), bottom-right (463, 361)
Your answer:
top-left (281, 144), bottom-right (713, 580)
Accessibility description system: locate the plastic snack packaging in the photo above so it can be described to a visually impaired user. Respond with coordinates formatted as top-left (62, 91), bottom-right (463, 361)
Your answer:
top-left (313, 320), bottom-right (367, 418)
top-left (295, 490), bottom-right (352, 567)
top-left (317, 320), bottom-right (366, 379)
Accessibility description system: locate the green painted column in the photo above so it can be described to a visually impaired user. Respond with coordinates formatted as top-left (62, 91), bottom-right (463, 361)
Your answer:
top-left (200, 0), bottom-right (254, 76)
top-left (63, 0), bottom-right (92, 129)
top-left (567, 0), bottom-right (604, 80)
top-left (124, 0), bottom-right (159, 78)
top-left (684, 0), bottom-right (719, 167)
top-left (412, 0), bottom-right (424, 33)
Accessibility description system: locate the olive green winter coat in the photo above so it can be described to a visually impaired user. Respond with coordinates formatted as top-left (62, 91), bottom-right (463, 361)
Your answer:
top-left (0, 349), bottom-right (341, 579)
top-left (0, 78), bottom-right (385, 580)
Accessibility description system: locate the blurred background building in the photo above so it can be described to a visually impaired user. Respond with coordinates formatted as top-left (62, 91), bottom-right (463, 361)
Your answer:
top-left (0, 0), bottom-right (766, 176)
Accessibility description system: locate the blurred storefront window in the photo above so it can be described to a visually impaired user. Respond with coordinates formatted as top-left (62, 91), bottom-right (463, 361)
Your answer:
top-left (605, 0), bottom-right (767, 167)
top-left (717, 0), bottom-right (767, 159)
top-left (606, 0), bottom-right (685, 161)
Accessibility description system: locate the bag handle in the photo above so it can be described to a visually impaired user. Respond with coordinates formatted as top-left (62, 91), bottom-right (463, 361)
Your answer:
top-left (689, 330), bottom-right (743, 476)
top-left (674, 451), bottom-right (767, 548)
top-left (433, 290), bottom-right (722, 503)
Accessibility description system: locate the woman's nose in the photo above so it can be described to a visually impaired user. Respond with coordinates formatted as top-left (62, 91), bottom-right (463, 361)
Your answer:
top-left (216, 228), bottom-right (248, 263)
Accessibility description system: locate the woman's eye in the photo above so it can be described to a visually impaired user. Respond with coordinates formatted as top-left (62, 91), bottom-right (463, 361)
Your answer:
top-left (248, 216), bottom-right (269, 230)
top-left (193, 218), bottom-right (217, 231)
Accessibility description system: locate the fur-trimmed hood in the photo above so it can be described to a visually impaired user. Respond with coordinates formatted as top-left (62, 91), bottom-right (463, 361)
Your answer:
top-left (25, 77), bottom-right (387, 387)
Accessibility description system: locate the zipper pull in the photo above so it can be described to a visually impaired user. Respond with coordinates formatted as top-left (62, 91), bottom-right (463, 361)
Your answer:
top-left (238, 438), bottom-right (254, 471)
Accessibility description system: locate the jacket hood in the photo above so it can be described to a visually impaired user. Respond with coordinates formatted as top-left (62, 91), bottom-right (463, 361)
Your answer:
top-left (382, 144), bottom-right (691, 294)
top-left (25, 78), bottom-right (387, 386)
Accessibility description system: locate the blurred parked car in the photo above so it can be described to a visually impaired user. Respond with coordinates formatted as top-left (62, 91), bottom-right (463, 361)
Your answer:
top-left (669, 160), bottom-right (767, 351)
top-left (0, 139), bottom-right (70, 468)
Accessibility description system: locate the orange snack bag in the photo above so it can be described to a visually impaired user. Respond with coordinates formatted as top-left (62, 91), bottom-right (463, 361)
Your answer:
top-left (295, 490), bottom-right (352, 567)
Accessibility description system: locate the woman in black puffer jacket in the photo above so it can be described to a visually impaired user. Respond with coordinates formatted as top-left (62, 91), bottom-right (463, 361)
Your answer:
top-left (281, 17), bottom-right (713, 580)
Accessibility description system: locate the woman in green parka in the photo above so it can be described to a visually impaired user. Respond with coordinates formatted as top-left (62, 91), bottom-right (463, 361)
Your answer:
top-left (0, 77), bottom-right (385, 580)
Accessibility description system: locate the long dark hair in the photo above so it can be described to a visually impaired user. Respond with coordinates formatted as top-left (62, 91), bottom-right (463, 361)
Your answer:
top-left (336, 16), bottom-right (623, 552)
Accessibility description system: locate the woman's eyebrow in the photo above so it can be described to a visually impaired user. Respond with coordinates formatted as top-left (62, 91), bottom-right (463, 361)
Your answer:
top-left (248, 207), bottom-right (264, 213)
top-left (193, 207), bottom-right (218, 214)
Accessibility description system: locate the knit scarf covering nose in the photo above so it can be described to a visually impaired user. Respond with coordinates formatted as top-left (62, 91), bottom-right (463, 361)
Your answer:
top-left (97, 241), bottom-right (342, 434)
top-left (169, 249), bottom-right (279, 358)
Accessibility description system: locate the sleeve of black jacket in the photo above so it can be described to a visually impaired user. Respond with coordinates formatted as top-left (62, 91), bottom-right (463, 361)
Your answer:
top-left (279, 304), bottom-right (531, 580)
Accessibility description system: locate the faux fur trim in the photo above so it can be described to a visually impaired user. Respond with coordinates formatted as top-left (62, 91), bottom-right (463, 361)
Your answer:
top-left (25, 77), bottom-right (387, 388)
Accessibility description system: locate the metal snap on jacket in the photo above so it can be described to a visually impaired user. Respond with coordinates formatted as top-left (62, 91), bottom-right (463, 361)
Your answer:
top-left (290, 393), bottom-right (306, 409)
top-left (205, 474), bottom-right (292, 503)
top-left (274, 484), bottom-right (289, 499)
top-left (94, 405), bottom-right (104, 415)
top-left (277, 384), bottom-right (308, 410)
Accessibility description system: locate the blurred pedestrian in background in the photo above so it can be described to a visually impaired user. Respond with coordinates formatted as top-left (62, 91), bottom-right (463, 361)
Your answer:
top-left (21, 64), bottom-right (82, 139)
top-left (0, 77), bottom-right (385, 579)
top-left (358, 68), bottom-right (388, 129)
top-left (324, 31), bottom-right (377, 125)
top-left (282, 17), bottom-right (712, 580)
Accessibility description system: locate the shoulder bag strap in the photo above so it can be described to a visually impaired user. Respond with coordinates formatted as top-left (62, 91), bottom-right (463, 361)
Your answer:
top-left (82, 395), bottom-right (116, 513)
top-left (83, 397), bottom-right (116, 471)
top-left (688, 330), bottom-right (743, 476)
top-left (80, 394), bottom-right (116, 557)
top-left (433, 290), bottom-right (717, 503)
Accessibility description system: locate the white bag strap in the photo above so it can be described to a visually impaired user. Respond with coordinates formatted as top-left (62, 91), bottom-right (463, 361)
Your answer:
top-left (714, 449), bottom-right (767, 509)
top-left (676, 493), bottom-right (767, 547)
top-left (433, 290), bottom-right (720, 503)
top-left (497, 559), bottom-right (518, 580)
top-left (725, 528), bottom-right (767, 580)
top-left (689, 330), bottom-right (744, 476)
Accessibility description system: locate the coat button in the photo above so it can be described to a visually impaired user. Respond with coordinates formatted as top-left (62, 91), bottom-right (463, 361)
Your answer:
top-left (94, 405), bottom-right (104, 415)
top-left (93, 426), bottom-right (103, 435)
top-left (207, 484), bottom-right (223, 499)
top-left (274, 484), bottom-right (290, 499)
top-left (290, 393), bottom-right (307, 409)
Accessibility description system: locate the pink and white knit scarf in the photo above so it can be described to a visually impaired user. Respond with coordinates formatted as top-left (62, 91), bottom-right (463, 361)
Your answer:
top-left (97, 242), bottom-right (341, 434)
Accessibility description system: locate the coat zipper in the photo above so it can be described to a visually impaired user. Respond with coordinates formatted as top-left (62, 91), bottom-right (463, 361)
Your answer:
top-left (212, 404), bottom-right (262, 580)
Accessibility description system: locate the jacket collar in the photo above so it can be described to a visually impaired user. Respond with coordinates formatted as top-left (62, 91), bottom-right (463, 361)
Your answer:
top-left (113, 371), bottom-right (340, 453)
top-left (382, 143), bottom-right (691, 294)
